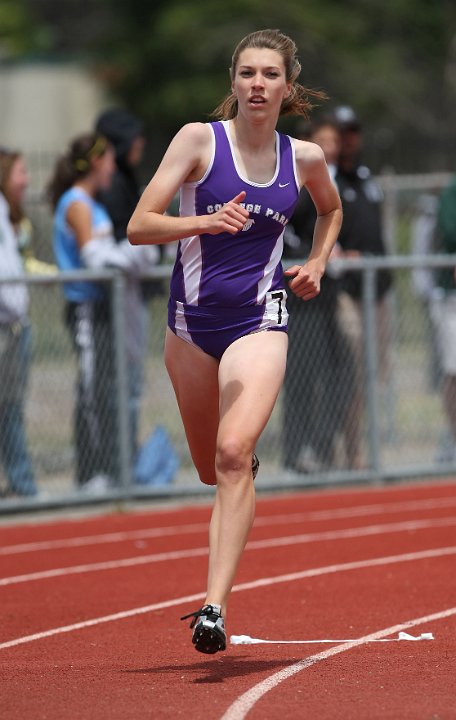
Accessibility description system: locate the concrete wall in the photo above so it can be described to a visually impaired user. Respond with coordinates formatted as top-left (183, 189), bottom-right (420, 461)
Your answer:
top-left (0, 61), bottom-right (108, 152)
top-left (0, 61), bottom-right (109, 193)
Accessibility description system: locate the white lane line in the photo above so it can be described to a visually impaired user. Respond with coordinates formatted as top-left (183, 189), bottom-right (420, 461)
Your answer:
top-left (1, 516), bottom-right (456, 587)
top-left (0, 590), bottom-right (203, 651)
top-left (1, 544), bottom-right (455, 651)
top-left (220, 607), bottom-right (456, 720)
top-left (257, 495), bottom-right (456, 526)
top-left (0, 546), bottom-right (209, 586)
top-left (2, 515), bottom-right (456, 588)
top-left (230, 545), bottom-right (456, 594)
top-left (1, 495), bottom-right (456, 556)
top-left (0, 522), bottom-right (210, 556)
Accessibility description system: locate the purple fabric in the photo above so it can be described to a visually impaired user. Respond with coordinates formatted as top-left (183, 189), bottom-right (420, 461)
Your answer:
top-left (168, 297), bottom-right (287, 361)
top-left (169, 121), bottom-right (299, 308)
top-left (167, 120), bottom-right (300, 358)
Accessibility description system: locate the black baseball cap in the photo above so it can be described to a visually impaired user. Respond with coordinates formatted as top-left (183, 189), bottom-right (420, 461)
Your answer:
top-left (95, 107), bottom-right (144, 161)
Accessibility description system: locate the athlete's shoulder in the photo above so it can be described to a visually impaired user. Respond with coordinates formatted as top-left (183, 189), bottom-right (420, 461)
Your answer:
top-left (152, 122), bottom-right (215, 188)
top-left (291, 139), bottom-right (328, 188)
top-left (175, 122), bottom-right (213, 148)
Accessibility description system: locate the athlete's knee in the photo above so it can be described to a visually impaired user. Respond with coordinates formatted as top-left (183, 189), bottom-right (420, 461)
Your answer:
top-left (215, 436), bottom-right (252, 482)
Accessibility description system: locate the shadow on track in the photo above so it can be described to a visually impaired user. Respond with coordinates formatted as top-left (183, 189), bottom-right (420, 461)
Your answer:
top-left (122, 655), bottom-right (294, 684)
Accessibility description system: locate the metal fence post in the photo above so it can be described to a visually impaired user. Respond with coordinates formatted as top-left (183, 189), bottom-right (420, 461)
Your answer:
top-left (380, 172), bottom-right (397, 254)
top-left (362, 264), bottom-right (382, 479)
top-left (112, 271), bottom-right (131, 492)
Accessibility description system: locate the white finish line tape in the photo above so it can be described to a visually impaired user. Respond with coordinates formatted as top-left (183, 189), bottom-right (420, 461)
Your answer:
top-left (230, 631), bottom-right (434, 645)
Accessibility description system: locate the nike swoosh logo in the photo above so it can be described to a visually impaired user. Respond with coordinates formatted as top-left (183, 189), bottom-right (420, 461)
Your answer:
top-left (279, 182), bottom-right (290, 188)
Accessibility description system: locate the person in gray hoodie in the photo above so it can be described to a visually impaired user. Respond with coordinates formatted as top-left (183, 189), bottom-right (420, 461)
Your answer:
top-left (0, 148), bottom-right (38, 497)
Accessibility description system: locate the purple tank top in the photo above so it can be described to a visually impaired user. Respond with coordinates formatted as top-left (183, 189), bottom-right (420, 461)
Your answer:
top-left (170, 120), bottom-right (300, 308)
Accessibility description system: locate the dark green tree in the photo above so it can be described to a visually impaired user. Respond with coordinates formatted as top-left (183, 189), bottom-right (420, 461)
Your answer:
top-left (94, 0), bottom-right (456, 170)
top-left (2, 0), bottom-right (455, 170)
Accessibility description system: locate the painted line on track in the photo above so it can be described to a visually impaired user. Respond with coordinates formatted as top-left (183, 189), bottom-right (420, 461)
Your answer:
top-left (1, 494), bottom-right (456, 556)
top-left (1, 516), bottom-right (456, 587)
top-left (220, 606), bottom-right (456, 720)
top-left (1, 544), bottom-right (455, 651)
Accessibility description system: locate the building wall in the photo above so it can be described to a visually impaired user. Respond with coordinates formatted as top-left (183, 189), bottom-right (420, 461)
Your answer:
top-left (0, 60), bottom-right (109, 191)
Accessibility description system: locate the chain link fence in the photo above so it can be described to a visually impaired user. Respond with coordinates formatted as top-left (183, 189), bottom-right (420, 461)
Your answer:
top-left (1, 172), bottom-right (455, 511)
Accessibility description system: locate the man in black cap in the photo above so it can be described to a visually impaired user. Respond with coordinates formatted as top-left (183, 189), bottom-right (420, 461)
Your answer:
top-left (334, 105), bottom-right (391, 295)
top-left (95, 107), bottom-right (145, 241)
top-left (334, 106), bottom-right (392, 470)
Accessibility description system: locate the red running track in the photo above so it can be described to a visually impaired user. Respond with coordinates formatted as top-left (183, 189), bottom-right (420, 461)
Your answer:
top-left (0, 479), bottom-right (455, 719)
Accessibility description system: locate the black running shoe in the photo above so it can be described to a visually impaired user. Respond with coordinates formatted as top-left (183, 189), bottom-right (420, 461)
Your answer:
top-left (181, 604), bottom-right (226, 654)
top-left (252, 454), bottom-right (260, 481)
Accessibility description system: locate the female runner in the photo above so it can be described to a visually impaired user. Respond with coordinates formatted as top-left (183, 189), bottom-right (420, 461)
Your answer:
top-left (128, 28), bottom-right (342, 654)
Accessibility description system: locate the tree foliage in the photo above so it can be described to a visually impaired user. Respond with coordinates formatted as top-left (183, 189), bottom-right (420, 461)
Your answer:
top-left (0, 0), bottom-right (41, 57)
top-left (1, 0), bottom-right (456, 170)
top-left (96, 0), bottom-right (456, 170)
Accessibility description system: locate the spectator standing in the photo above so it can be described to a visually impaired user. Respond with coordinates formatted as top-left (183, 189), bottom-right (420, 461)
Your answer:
top-left (48, 133), bottom-right (158, 491)
top-left (95, 109), bottom-right (145, 243)
top-left (410, 192), bottom-right (441, 391)
top-left (334, 106), bottom-right (392, 469)
top-left (283, 116), bottom-right (355, 472)
top-left (95, 108), bottom-right (151, 460)
top-left (435, 174), bottom-right (456, 460)
top-left (0, 148), bottom-right (38, 497)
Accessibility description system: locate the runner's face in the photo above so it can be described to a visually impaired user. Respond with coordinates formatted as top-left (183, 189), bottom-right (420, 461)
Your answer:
top-left (232, 48), bottom-right (291, 118)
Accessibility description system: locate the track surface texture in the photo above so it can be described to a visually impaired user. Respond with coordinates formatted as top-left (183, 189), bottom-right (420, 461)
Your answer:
top-left (1, 479), bottom-right (455, 719)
